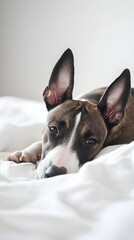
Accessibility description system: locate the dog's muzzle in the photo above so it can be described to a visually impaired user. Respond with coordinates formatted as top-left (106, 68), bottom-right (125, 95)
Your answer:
top-left (45, 165), bottom-right (67, 178)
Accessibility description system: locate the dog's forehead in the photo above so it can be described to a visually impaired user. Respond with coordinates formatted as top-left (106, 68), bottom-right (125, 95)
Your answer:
top-left (47, 99), bottom-right (102, 125)
top-left (47, 100), bottom-right (81, 121)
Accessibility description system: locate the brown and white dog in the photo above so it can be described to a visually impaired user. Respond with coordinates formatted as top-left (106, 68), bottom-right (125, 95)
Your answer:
top-left (6, 49), bottom-right (134, 178)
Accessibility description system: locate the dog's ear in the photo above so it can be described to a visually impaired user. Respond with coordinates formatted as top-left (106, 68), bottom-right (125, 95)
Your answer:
top-left (97, 69), bottom-right (131, 127)
top-left (43, 49), bottom-right (74, 111)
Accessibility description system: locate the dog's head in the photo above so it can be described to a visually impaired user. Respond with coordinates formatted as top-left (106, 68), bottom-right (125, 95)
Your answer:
top-left (36, 49), bottom-right (130, 178)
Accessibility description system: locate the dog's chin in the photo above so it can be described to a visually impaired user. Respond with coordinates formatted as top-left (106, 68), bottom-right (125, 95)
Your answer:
top-left (36, 146), bottom-right (80, 179)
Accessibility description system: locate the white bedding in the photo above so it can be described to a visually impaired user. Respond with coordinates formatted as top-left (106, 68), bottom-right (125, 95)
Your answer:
top-left (0, 96), bottom-right (134, 240)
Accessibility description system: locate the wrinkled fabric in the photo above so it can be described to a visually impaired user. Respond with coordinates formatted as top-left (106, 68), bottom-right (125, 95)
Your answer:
top-left (0, 97), bottom-right (134, 240)
top-left (0, 142), bottom-right (134, 240)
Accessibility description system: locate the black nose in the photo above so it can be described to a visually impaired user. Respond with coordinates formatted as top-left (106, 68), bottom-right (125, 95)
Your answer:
top-left (45, 165), bottom-right (67, 178)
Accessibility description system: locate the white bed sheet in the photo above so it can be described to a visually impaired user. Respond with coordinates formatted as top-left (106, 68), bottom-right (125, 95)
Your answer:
top-left (0, 96), bottom-right (134, 240)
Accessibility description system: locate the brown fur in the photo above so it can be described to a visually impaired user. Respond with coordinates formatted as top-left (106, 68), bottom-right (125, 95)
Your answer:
top-left (5, 49), bottom-right (134, 178)
top-left (105, 93), bottom-right (134, 145)
top-left (82, 88), bottom-right (134, 146)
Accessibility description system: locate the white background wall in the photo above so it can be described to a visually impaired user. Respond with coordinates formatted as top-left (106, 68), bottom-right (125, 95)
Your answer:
top-left (1, 0), bottom-right (134, 101)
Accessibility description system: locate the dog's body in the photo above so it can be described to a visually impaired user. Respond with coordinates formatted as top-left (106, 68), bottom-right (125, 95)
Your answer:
top-left (6, 49), bottom-right (134, 178)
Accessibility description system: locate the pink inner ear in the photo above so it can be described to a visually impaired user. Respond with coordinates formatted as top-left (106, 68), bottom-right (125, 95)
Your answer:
top-left (104, 100), bottom-right (124, 124)
top-left (45, 88), bottom-right (58, 105)
top-left (103, 82), bottom-right (126, 122)
top-left (57, 67), bottom-right (71, 89)
top-left (44, 84), bottom-right (69, 106)
top-left (46, 69), bottom-right (71, 105)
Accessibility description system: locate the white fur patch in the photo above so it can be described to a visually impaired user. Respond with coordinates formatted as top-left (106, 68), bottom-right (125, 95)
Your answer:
top-left (67, 112), bottom-right (81, 149)
top-left (36, 145), bottom-right (79, 179)
top-left (36, 112), bottom-right (81, 179)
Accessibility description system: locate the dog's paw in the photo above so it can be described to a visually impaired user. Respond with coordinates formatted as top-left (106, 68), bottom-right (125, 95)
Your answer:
top-left (5, 151), bottom-right (38, 164)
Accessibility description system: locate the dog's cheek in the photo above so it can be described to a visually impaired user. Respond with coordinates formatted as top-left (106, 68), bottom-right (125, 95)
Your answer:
top-left (41, 136), bottom-right (54, 160)
top-left (66, 152), bottom-right (80, 173)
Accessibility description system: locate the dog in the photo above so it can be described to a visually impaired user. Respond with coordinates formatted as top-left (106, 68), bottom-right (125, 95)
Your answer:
top-left (6, 49), bottom-right (134, 178)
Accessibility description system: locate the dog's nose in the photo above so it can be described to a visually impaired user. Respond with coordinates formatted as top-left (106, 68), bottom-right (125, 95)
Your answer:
top-left (45, 165), bottom-right (67, 178)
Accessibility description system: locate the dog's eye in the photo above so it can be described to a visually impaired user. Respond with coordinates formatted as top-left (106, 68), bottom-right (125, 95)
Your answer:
top-left (85, 138), bottom-right (97, 145)
top-left (48, 126), bottom-right (58, 135)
